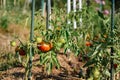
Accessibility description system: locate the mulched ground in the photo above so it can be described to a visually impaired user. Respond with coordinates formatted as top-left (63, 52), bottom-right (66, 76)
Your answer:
top-left (0, 54), bottom-right (86, 80)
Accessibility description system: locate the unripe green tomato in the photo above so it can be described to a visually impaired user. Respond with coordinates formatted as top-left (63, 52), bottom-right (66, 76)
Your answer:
top-left (60, 38), bottom-right (65, 43)
top-left (93, 68), bottom-right (100, 78)
top-left (36, 37), bottom-right (42, 43)
top-left (87, 76), bottom-right (93, 80)
top-left (94, 77), bottom-right (99, 80)
top-left (59, 37), bottom-right (66, 44)
top-left (10, 41), bottom-right (16, 47)
top-left (56, 42), bottom-right (62, 47)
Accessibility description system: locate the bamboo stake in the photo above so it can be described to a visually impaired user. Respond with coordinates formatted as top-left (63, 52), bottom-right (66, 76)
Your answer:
top-left (46, 0), bottom-right (52, 29)
top-left (3, 0), bottom-right (6, 9)
top-left (67, 0), bottom-right (71, 24)
top-left (79, 0), bottom-right (82, 25)
top-left (73, 0), bottom-right (77, 29)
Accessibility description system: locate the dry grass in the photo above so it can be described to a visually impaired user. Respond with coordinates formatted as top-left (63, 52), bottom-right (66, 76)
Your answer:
top-left (0, 24), bottom-right (29, 71)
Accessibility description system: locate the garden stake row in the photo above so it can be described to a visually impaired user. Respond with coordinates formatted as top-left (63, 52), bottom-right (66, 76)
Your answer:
top-left (110, 0), bottom-right (115, 80)
top-left (73, 0), bottom-right (77, 29)
top-left (46, 0), bottom-right (82, 29)
top-left (86, 0), bottom-right (90, 7)
top-left (28, 0), bottom-right (35, 80)
top-left (79, 0), bottom-right (82, 24)
top-left (67, 0), bottom-right (82, 28)
top-left (41, 0), bottom-right (45, 16)
top-left (67, 0), bottom-right (71, 24)
top-left (100, 0), bottom-right (103, 11)
top-left (46, 0), bottom-right (51, 29)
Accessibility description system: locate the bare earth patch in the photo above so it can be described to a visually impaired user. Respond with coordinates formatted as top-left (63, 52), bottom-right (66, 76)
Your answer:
top-left (0, 53), bottom-right (86, 80)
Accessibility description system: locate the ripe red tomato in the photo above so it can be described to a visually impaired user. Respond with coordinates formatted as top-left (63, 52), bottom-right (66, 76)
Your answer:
top-left (15, 46), bottom-right (26, 56)
top-left (85, 41), bottom-right (92, 47)
top-left (19, 48), bottom-right (26, 56)
top-left (113, 64), bottom-right (118, 69)
top-left (37, 41), bottom-right (52, 52)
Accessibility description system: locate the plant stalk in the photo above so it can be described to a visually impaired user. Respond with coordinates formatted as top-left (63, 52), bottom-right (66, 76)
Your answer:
top-left (28, 0), bottom-right (35, 80)
top-left (110, 0), bottom-right (115, 80)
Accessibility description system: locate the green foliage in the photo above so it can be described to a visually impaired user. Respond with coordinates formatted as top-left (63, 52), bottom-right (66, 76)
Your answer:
top-left (39, 51), bottom-right (60, 74)
top-left (0, 15), bottom-right (9, 29)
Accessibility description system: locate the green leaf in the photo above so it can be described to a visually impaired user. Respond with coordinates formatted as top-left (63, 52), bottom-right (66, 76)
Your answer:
top-left (41, 56), bottom-right (49, 65)
top-left (63, 48), bottom-right (66, 54)
top-left (75, 49), bottom-right (80, 56)
top-left (98, 11), bottom-right (105, 19)
top-left (90, 44), bottom-right (102, 58)
top-left (53, 56), bottom-right (60, 69)
top-left (47, 62), bottom-right (52, 74)
top-left (103, 69), bottom-right (110, 77)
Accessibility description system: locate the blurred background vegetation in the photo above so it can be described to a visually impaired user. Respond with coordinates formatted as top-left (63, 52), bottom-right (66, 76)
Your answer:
top-left (0, 0), bottom-right (120, 29)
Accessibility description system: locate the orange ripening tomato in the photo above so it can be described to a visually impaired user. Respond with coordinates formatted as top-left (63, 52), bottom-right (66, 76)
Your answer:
top-left (37, 41), bottom-right (52, 52)
top-left (85, 41), bottom-right (92, 47)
